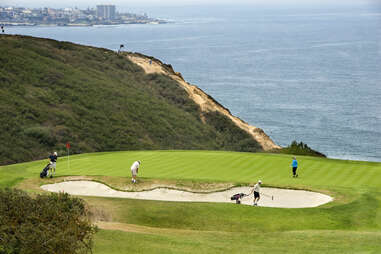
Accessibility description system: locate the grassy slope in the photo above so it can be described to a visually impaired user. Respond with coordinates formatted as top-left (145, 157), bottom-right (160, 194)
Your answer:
top-left (1, 151), bottom-right (381, 253)
top-left (0, 35), bottom-right (261, 164)
top-left (93, 229), bottom-right (381, 254)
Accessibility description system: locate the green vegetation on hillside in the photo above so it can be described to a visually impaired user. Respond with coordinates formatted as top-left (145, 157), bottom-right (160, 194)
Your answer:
top-left (0, 35), bottom-right (262, 164)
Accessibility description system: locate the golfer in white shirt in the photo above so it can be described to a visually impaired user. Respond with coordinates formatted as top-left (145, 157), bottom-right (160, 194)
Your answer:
top-left (249, 180), bottom-right (262, 206)
top-left (130, 160), bottom-right (141, 183)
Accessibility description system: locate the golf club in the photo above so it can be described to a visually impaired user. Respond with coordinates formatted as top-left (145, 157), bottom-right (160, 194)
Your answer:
top-left (260, 192), bottom-right (274, 200)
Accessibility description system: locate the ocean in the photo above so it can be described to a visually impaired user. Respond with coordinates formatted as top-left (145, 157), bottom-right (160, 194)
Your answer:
top-left (6, 3), bottom-right (381, 162)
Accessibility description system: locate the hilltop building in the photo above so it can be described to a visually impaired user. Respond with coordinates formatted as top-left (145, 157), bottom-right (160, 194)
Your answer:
top-left (96, 5), bottom-right (115, 20)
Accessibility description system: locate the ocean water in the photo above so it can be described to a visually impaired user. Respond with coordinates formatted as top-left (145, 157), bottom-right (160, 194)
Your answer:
top-left (6, 4), bottom-right (381, 162)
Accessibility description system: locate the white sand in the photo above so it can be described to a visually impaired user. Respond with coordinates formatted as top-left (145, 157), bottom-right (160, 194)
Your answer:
top-left (41, 181), bottom-right (333, 208)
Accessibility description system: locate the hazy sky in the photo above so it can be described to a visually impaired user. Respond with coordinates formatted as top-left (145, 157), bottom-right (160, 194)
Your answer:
top-left (1, 0), bottom-right (376, 8)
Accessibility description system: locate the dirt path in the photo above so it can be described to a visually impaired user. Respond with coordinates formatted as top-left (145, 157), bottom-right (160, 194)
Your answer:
top-left (41, 181), bottom-right (333, 208)
top-left (96, 221), bottom-right (216, 235)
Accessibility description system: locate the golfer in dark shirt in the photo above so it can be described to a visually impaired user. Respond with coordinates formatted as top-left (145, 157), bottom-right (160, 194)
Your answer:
top-left (48, 152), bottom-right (58, 178)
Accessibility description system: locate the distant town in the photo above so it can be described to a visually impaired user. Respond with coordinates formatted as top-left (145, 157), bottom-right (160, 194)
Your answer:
top-left (0, 5), bottom-right (167, 26)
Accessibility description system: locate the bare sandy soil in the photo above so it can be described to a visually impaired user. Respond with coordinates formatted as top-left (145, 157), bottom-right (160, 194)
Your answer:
top-left (127, 54), bottom-right (280, 151)
top-left (41, 181), bottom-right (332, 208)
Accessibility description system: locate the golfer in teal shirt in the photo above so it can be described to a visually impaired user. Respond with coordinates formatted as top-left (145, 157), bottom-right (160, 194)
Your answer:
top-left (292, 157), bottom-right (298, 177)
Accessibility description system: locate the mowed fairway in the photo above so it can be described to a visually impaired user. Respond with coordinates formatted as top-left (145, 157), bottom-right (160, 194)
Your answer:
top-left (1, 150), bottom-right (381, 253)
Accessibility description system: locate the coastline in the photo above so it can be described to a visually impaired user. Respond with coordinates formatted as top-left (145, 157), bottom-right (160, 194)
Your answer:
top-left (0, 21), bottom-right (169, 27)
top-left (3, 5), bottom-right (379, 162)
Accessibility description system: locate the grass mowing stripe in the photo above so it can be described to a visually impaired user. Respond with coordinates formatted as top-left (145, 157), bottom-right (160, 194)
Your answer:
top-left (350, 164), bottom-right (371, 186)
top-left (325, 162), bottom-right (347, 184)
top-left (337, 165), bottom-right (363, 188)
top-left (366, 170), bottom-right (381, 188)
top-left (193, 158), bottom-right (235, 180)
top-left (242, 158), bottom-right (268, 180)
top-left (148, 155), bottom-right (189, 175)
top-left (8, 151), bottom-right (381, 189)
top-left (360, 166), bottom-right (381, 188)
top-left (152, 158), bottom-right (192, 178)
top-left (319, 162), bottom-right (345, 186)
top-left (236, 158), bottom-right (255, 172)
top-left (305, 161), bottom-right (333, 186)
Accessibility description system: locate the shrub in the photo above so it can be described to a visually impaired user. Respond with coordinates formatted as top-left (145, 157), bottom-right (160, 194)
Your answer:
top-left (280, 140), bottom-right (326, 157)
top-left (0, 188), bottom-right (97, 254)
top-left (23, 126), bottom-right (56, 146)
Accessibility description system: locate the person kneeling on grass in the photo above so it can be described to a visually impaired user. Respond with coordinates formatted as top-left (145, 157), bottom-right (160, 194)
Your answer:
top-left (48, 152), bottom-right (58, 178)
top-left (248, 180), bottom-right (262, 206)
top-left (130, 160), bottom-right (141, 183)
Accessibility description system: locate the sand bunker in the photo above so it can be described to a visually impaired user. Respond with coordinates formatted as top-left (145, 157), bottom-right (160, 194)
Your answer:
top-left (41, 181), bottom-right (333, 208)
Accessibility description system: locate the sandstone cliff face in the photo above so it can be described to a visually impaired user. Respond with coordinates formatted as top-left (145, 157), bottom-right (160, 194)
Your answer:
top-left (127, 53), bottom-right (280, 151)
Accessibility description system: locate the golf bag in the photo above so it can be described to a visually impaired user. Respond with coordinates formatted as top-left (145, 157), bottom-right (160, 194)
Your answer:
top-left (230, 193), bottom-right (246, 204)
top-left (40, 164), bottom-right (50, 178)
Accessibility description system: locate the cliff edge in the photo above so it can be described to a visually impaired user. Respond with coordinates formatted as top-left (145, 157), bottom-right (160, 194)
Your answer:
top-left (127, 53), bottom-right (280, 151)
